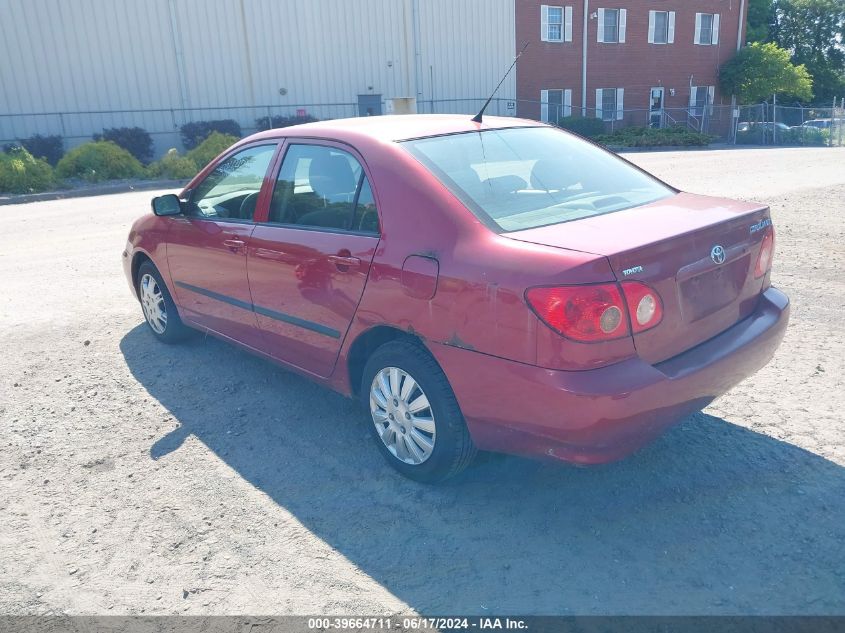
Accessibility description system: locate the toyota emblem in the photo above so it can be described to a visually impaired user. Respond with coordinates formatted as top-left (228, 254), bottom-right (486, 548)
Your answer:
top-left (710, 245), bottom-right (726, 265)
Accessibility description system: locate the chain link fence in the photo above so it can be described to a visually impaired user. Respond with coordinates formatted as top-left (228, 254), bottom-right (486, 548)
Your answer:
top-left (733, 102), bottom-right (845, 147)
top-left (2, 97), bottom-right (842, 159)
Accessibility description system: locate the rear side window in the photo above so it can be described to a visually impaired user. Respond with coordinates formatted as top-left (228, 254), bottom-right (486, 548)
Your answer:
top-left (402, 127), bottom-right (673, 232)
top-left (268, 144), bottom-right (379, 234)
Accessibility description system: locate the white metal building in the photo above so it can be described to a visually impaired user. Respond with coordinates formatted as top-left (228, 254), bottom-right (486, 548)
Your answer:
top-left (0, 0), bottom-right (516, 154)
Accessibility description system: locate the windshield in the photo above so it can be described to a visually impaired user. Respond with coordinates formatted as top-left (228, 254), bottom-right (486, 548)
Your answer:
top-left (402, 126), bottom-right (674, 232)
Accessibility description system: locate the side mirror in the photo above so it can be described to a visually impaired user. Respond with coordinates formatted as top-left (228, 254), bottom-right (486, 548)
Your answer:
top-left (151, 194), bottom-right (182, 216)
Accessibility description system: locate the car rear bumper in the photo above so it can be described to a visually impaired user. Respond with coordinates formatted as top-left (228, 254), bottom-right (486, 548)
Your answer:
top-left (429, 287), bottom-right (790, 464)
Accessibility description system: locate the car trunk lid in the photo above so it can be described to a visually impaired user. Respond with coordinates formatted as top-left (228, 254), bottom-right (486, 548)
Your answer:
top-left (505, 192), bottom-right (772, 364)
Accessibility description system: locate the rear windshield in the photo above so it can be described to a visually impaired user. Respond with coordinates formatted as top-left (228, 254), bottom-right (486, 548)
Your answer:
top-left (402, 126), bottom-right (674, 232)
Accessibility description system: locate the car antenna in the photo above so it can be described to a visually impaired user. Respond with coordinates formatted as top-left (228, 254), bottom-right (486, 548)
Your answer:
top-left (471, 41), bottom-right (529, 124)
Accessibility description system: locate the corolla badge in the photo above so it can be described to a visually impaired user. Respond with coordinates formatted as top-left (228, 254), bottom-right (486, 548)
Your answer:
top-left (750, 218), bottom-right (772, 234)
top-left (710, 245), bottom-right (726, 265)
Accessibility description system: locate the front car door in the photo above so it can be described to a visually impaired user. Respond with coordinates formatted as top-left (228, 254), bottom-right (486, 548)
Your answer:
top-left (248, 141), bottom-right (381, 377)
top-left (166, 143), bottom-right (278, 347)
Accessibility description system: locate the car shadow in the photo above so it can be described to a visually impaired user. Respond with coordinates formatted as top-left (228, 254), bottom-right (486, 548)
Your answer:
top-left (120, 324), bottom-right (845, 614)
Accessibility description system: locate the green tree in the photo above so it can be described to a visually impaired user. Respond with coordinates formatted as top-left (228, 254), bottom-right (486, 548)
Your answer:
top-left (720, 42), bottom-right (813, 103)
top-left (769, 0), bottom-right (845, 102)
top-left (746, 0), bottom-right (776, 42)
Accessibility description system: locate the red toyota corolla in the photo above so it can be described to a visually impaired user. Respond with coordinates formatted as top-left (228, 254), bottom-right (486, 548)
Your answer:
top-left (123, 115), bottom-right (789, 482)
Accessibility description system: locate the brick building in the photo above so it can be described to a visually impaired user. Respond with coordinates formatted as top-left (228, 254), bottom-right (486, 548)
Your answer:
top-left (516, 0), bottom-right (747, 130)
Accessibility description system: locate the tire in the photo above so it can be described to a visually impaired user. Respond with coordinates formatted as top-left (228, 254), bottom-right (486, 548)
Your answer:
top-left (136, 261), bottom-right (190, 343)
top-left (361, 340), bottom-right (476, 483)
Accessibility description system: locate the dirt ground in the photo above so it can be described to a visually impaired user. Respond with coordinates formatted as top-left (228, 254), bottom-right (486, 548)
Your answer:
top-left (1, 147), bottom-right (843, 616)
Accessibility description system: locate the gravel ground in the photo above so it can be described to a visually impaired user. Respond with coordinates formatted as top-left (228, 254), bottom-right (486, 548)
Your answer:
top-left (1, 146), bottom-right (844, 616)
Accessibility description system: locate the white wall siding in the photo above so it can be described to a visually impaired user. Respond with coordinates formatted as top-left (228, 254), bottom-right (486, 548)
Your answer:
top-left (0, 0), bottom-right (516, 153)
top-left (417, 0), bottom-right (516, 114)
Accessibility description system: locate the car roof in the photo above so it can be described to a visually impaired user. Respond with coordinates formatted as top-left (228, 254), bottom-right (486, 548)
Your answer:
top-left (246, 114), bottom-right (546, 144)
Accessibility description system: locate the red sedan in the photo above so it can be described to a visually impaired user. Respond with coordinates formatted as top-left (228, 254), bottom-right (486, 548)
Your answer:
top-left (123, 115), bottom-right (789, 482)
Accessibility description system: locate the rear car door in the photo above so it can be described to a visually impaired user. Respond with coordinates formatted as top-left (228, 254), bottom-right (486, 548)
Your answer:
top-left (166, 143), bottom-right (278, 347)
top-left (248, 141), bottom-right (381, 377)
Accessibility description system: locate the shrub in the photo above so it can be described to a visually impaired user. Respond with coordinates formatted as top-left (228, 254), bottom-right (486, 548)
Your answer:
top-left (180, 119), bottom-right (242, 150)
top-left (736, 129), bottom-right (766, 145)
top-left (146, 148), bottom-right (198, 179)
top-left (255, 114), bottom-right (319, 132)
top-left (779, 127), bottom-right (829, 146)
top-left (0, 147), bottom-right (54, 193)
top-left (185, 132), bottom-right (239, 171)
top-left (55, 141), bottom-right (145, 182)
top-left (557, 116), bottom-right (606, 138)
top-left (6, 135), bottom-right (64, 166)
top-left (93, 127), bottom-right (153, 164)
top-left (594, 126), bottom-right (714, 147)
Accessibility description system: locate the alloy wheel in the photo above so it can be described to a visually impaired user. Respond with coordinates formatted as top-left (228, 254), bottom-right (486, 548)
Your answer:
top-left (369, 367), bottom-right (436, 465)
top-left (139, 273), bottom-right (168, 334)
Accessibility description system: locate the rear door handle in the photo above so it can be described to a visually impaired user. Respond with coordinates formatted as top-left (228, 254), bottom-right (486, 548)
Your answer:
top-left (327, 255), bottom-right (361, 270)
top-left (223, 239), bottom-right (246, 252)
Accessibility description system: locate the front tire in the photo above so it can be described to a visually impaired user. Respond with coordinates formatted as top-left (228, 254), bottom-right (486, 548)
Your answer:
top-left (361, 340), bottom-right (476, 482)
top-left (137, 261), bottom-right (189, 343)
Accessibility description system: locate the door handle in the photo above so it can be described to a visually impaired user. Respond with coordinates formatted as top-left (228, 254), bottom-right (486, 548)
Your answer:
top-left (223, 239), bottom-right (246, 252)
top-left (327, 255), bottom-right (361, 270)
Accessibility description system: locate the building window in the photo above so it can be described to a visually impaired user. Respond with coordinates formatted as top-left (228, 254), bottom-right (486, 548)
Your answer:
top-left (540, 89), bottom-right (572, 122)
top-left (541, 5), bottom-right (573, 42)
top-left (648, 10), bottom-right (675, 44)
top-left (690, 86), bottom-right (715, 117)
top-left (597, 8), bottom-right (626, 43)
top-left (695, 13), bottom-right (720, 45)
top-left (549, 6), bottom-right (563, 41)
top-left (596, 88), bottom-right (624, 121)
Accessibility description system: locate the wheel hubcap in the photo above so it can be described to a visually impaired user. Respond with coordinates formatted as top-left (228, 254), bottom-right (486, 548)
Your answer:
top-left (139, 273), bottom-right (167, 334)
top-left (370, 367), bottom-right (436, 465)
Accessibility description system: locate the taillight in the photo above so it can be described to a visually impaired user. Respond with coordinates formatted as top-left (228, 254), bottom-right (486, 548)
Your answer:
top-left (525, 284), bottom-right (630, 342)
top-left (754, 228), bottom-right (775, 278)
top-left (620, 281), bottom-right (664, 333)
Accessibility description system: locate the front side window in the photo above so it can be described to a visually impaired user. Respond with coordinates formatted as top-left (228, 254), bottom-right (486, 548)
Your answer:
top-left (268, 144), bottom-right (379, 234)
top-left (402, 127), bottom-right (673, 233)
top-left (188, 144), bottom-right (276, 221)
top-left (603, 8), bottom-right (619, 42)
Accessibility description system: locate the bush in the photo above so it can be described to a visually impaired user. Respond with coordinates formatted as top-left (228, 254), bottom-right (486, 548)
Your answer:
top-left (93, 127), bottom-right (153, 164)
top-left (558, 116), bottom-right (606, 138)
top-left (0, 147), bottom-right (54, 193)
top-left (180, 119), bottom-right (242, 150)
top-left (146, 148), bottom-right (198, 179)
top-left (6, 135), bottom-right (64, 166)
top-left (779, 127), bottom-right (829, 146)
top-left (735, 129), bottom-right (766, 145)
top-left (185, 132), bottom-right (239, 172)
top-left (255, 114), bottom-right (319, 132)
top-left (55, 141), bottom-right (145, 182)
top-left (594, 126), bottom-right (714, 147)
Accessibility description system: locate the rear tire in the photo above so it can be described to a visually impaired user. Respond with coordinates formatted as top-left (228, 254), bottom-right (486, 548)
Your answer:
top-left (361, 340), bottom-right (476, 483)
top-left (137, 261), bottom-right (190, 343)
